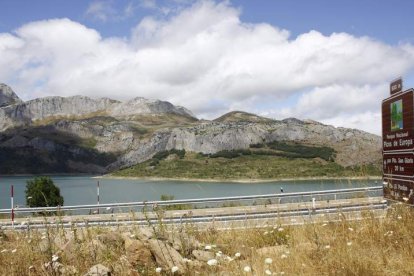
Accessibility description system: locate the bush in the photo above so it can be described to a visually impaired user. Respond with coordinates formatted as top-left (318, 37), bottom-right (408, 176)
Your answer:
top-left (266, 141), bottom-right (335, 161)
top-left (25, 176), bottom-right (64, 207)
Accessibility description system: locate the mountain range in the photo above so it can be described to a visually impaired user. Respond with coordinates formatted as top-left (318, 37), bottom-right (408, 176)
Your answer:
top-left (0, 83), bottom-right (381, 175)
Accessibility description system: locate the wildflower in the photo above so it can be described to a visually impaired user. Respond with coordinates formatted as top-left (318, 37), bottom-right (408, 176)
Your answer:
top-left (1, 249), bottom-right (7, 253)
top-left (216, 251), bottom-right (222, 257)
top-left (226, 256), bottom-right (234, 262)
top-left (171, 266), bottom-right (179, 273)
top-left (403, 197), bottom-right (409, 202)
top-left (281, 254), bottom-right (287, 259)
top-left (205, 245), bottom-right (212, 250)
top-left (265, 269), bottom-right (272, 275)
top-left (207, 259), bottom-right (218, 266)
top-left (347, 242), bottom-right (352, 246)
top-left (44, 262), bottom-right (51, 268)
top-left (322, 223), bottom-right (327, 227)
top-left (155, 267), bottom-right (162, 273)
top-left (41, 235), bottom-right (47, 240)
top-left (397, 216), bottom-right (402, 220)
top-left (28, 266), bottom-right (34, 270)
top-left (264, 231), bottom-right (269, 235)
top-left (348, 227), bottom-right (354, 231)
top-left (183, 258), bottom-right (191, 263)
top-left (235, 252), bottom-right (241, 258)
top-left (280, 272), bottom-right (285, 275)
top-left (52, 255), bottom-right (59, 262)
top-left (129, 234), bottom-right (135, 238)
top-left (325, 245), bottom-right (331, 249)
top-left (278, 227), bottom-right (284, 232)
top-left (243, 266), bottom-right (251, 272)
top-left (11, 249), bottom-right (17, 253)
top-left (265, 257), bottom-right (273, 264)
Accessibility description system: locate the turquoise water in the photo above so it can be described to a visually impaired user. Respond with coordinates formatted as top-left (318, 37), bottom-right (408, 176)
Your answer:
top-left (0, 176), bottom-right (380, 208)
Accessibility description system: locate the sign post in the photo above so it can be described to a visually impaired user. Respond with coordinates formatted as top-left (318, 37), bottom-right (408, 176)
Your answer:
top-left (382, 78), bottom-right (414, 204)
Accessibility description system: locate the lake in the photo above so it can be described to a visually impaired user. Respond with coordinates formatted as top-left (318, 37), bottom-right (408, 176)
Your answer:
top-left (0, 176), bottom-right (381, 209)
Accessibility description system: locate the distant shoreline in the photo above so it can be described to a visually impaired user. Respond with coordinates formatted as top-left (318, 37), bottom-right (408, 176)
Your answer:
top-left (96, 175), bottom-right (382, 183)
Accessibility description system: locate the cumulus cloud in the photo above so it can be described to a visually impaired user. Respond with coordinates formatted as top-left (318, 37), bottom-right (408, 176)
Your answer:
top-left (1, 0), bottom-right (414, 134)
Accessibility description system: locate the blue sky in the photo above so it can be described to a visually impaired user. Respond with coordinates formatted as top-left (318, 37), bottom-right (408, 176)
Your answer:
top-left (2, 0), bottom-right (414, 44)
top-left (1, 0), bottom-right (414, 134)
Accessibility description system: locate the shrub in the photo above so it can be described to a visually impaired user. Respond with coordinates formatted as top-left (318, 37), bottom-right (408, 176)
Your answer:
top-left (25, 176), bottom-right (64, 207)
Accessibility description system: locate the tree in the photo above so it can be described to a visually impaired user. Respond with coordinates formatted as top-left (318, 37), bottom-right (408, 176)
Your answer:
top-left (25, 176), bottom-right (64, 207)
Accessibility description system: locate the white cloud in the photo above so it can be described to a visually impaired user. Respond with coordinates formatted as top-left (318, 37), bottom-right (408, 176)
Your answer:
top-left (85, 1), bottom-right (116, 22)
top-left (1, 0), bottom-right (414, 135)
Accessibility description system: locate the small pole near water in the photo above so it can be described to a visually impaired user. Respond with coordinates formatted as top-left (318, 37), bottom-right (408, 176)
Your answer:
top-left (97, 181), bottom-right (100, 214)
top-left (11, 185), bottom-right (14, 228)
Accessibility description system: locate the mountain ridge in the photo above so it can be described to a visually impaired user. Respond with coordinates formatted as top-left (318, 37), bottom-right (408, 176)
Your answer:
top-left (0, 84), bottom-right (381, 175)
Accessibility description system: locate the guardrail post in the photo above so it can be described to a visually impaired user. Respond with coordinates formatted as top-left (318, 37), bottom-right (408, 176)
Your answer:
top-left (11, 185), bottom-right (14, 229)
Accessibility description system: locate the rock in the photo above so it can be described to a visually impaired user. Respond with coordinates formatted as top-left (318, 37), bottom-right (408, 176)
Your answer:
top-left (192, 250), bottom-right (215, 262)
top-left (125, 238), bottom-right (154, 267)
top-left (136, 228), bottom-right (154, 241)
top-left (84, 264), bottom-right (111, 276)
top-left (148, 239), bottom-right (185, 272)
top-left (97, 232), bottom-right (124, 249)
top-left (168, 232), bottom-right (201, 252)
top-left (0, 83), bottom-right (22, 107)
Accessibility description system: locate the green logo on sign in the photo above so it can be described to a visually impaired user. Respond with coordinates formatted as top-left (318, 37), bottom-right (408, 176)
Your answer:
top-left (391, 99), bottom-right (403, 131)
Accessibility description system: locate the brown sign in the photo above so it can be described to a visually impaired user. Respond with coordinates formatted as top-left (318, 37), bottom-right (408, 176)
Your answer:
top-left (383, 152), bottom-right (414, 177)
top-left (382, 81), bottom-right (414, 204)
top-left (383, 178), bottom-right (414, 204)
top-left (382, 89), bottom-right (414, 152)
top-left (390, 78), bottom-right (403, 95)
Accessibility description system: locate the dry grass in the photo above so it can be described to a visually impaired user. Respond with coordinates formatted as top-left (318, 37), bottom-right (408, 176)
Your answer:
top-left (0, 204), bottom-right (413, 275)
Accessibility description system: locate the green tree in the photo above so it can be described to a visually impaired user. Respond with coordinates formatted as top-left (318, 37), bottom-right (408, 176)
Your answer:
top-left (25, 176), bottom-right (64, 207)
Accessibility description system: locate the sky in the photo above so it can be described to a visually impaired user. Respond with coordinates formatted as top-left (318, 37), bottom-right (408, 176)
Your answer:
top-left (1, 0), bottom-right (414, 135)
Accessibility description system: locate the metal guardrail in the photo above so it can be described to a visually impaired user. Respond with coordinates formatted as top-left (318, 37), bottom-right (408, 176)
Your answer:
top-left (0, 186), bottom-right (382, 215)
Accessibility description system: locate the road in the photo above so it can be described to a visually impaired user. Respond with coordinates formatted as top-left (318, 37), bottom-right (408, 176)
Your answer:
top-left (0, 196), bottom-right (387, 230)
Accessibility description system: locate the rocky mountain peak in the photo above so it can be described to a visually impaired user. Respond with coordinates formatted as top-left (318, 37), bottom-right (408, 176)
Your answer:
top-left (0, 83), bottom-right (23, 107)
top-left (214, 111), bottom-right (274, 123)
top-left (109, 97), bottom-right (195, 118)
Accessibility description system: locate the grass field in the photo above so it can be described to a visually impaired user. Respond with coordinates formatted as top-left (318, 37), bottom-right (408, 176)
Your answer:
top-left (0, 203), bottom-right (412, 275)
top-left (113, 151), bottom-right (381, 180)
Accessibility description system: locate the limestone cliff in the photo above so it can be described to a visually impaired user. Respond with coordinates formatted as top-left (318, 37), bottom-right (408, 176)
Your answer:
top-left (0, 84), bottom-right (381, 174)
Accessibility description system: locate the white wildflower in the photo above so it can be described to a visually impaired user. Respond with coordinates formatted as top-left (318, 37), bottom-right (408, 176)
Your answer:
top-left (205, 245), bottom-right (212, 250)
top-left (182, 258), bottom-right (191, 263)
top-left (11, 249), bottom-right (17, 253)
top-left (325, 245), bottom-right (331, 249)
top-left (1, 249), bottom-right (7, 253)
top-left (41, 235), bottom-right (47, 240)
top-left (265, 257), bottom-right (273, 264)
top-left (398, 216), bottom-right (402, 220)
top-left (281, 254), bottom-right (287, 259)
top-left (264, 231), bottom-right (269, 235)
top-left (226, 256), bottom-right (234, 262)
top-left (278, 227), bottom-right (284, 232)
top-left (348, 227), bottom-right (354, 231)
top-left (322, 223), bottom-right (327, 227)
top-left (155, 267), bottom-right (162, 273)
top-left (243, 266), bottom-right (251, 272)
top-left (216, 251), bottom-right (222, 257)
top-left (51, 255), bottom-right (59, 262)
top-left (235, 252), bottom-right (241, 258)
top-left (171, 266), bottom-right (179, 273)
top-left (280, 272), bottom-right (285, 275)
top-left (403, 197), bottom-right (409, 202)
top-left (28, 265), bottom-right (34, 270)
top-left (207, 259), bottom-right (218, 266)
top-left (347, 241), bottom-right (352, 246)
top-left (129, 234), bottom-right (135, 238)
top-left (265, 269), bottom-right (272, 275)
